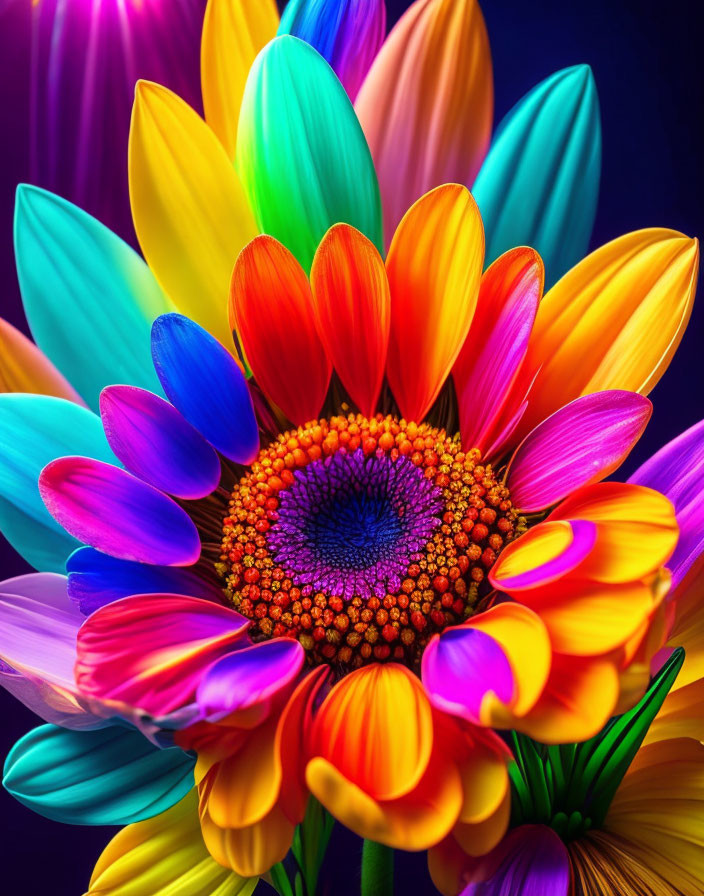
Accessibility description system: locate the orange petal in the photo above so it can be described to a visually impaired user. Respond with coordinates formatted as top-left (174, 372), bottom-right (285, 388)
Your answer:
top-left (385, 185), bottom-right (484, 421)
top-left (310, 224), bottom-right (390, 417)
top-left (0, 318), bottom-right (82, 403)
top-left (457, 739), bottom-right (509, 825)
top-left (230, 235), bottom-right (331, 424)
top-left (428, 834), bottom-right (473, 896)
top-left (452, 786), bottom-right (511, 857)
top-left (355, 0), bottom-right (493, 245)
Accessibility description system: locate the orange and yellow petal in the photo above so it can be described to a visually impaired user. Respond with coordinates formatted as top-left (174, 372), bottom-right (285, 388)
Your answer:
top-left (0, 317), bottom-right (83, 404)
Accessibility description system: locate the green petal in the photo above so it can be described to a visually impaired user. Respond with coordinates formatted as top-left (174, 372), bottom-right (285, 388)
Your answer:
top-left (236, 35), bottom-right (383, 272)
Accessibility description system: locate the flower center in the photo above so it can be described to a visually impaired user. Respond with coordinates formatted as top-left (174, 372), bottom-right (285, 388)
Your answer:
top-left (219, 414), bottom-right (519, 670)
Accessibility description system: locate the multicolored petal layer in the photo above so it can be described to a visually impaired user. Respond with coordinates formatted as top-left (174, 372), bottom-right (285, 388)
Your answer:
top-left (0, 317), bottom-right (82, 403)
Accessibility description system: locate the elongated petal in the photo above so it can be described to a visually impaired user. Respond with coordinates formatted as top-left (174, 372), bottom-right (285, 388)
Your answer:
top-left (3, 723), bottom-right (194, 825)
top-left (385, 184), bottom-right (484, 421)
top-left (279, 0), bottom-right (385, 100)
top-left (75, 595), bottom-right (250, 717)
top-left (355, 0), bottom-right (492, 245)
top-left (507, 391), bottom-right (652, 512)
top-left (230, 237), bottom-right (331, 425)
top-left (454, 248), bottom-right (543, 454)
top-left (0, 317), bottom-right (82, 403)
top-left (0, 394), bottom-right (115, 571)
top-left (201, 0), bottom-right (279, 161)
top-left (14, 185), bottom-right (169, 410)
top-left (516, 229), bottom-right (699, 440)
top-left (40, 457), bottom-right (201, 566)
top-left (86, 789), bottom-right (256, 895)
top-left (100, 386), bottom-right (221, 500)
top-left (310, 224), bottom-right (390, 417)
top-left (473, 65), bottom-right (601, 286)
top-left (236, 35), bottom-right (383, 273)
top-left (151, 314), bottom-right (259, 464)
top-left (129, 81), bottom-right (257, 348)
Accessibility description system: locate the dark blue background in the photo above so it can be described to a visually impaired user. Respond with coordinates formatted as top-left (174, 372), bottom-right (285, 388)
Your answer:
top-left (0, 0), bottom-right (702, 892)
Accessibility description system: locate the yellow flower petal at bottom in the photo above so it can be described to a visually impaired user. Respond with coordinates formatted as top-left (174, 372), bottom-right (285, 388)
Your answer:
top-left (85, 789), bottom-right (256, 896)
top-left (452, 787), bottom-right (511, 857)
top-left (457, 742), bottom-right (509, 825)
top-left (200, 801), bottom-right (294, 879)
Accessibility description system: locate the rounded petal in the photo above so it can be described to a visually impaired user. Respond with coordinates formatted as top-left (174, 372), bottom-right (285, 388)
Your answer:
top-left (451, 786), bottom-right (511, 858)
top-left (230, 236), bottom-right (331, 425)
top-left (0, 317), bottom-right (82, 403)
top-left (385, 184), bottom-right (484, 421)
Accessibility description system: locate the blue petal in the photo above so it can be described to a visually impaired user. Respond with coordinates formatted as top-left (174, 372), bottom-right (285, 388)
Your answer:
top-left (151, 314), bottom-right (259, 464)
top-left (473, 65), bottom-right (601, 287)
top-left (0, 394), bottom-right (116, 572)
top-left (3, 723), bottom-right (195, 825)
top-left (14, 185), bottom-right (171, 410)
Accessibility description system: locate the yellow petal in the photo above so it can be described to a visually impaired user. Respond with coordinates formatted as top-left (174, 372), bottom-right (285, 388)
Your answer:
top-left (201, 0), bottom-right (279, 161)
top-left (646, 679), bottom-right (704, 745)
top-left (0, 317), bottom-right (82, 403)
top-left (452, 787), bottom-right (510, 857)
top-left (457, 742), bottom-right (509, 824)
top-left (129, 81), bottom-right (257, 349)
top-left (85, 789), bottom-right (256, 896)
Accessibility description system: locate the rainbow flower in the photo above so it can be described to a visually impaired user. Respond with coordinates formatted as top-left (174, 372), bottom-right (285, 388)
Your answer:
top-left (0, 0), bottom-right (701, 894)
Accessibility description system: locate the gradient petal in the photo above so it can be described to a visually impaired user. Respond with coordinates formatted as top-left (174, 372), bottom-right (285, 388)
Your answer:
top-left (236, 35), bottom-right (383, 273)
top-left (75, 595), bottom-right (250, 717)
top-left (201, 800), bottom-right (295, 878)
top-left (473, 65), bottom-right (601, 286)
top-left (39, 457), bottom-right (201, 566)
top-left (0, 394), bottom-right (115, 572)
top-left (355, 0), bottom-right (492, 245)
top-left (386, 184), bottom-right (484, 421)
top-left (0, 317), bottom-right (82, 403)
top-left (100, 386), bottom-right (221, 500)
top-left (14, 185), bottom-right (169, 410)
top-left (129, 81), bottom-right (257, 349)
top-left (230, 236), bottom-right (331, 425)
top-left (279, 0), bottom-right (385, 100)
top-left (201, 0), bottom-right (279, 161)
top-left (507, 391), bottom-right (652, 512)
top-left (151, 314), bottom-right (259, 464)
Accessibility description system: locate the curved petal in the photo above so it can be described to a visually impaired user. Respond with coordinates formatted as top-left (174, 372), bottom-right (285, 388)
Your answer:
top-left (507, 391), bottom-right (652, 512)
top-left (151, 314), bottom-right (259, 464)
top-left (201, 0), bottom-right (279, 161)
top-left (310, 224), bottom-right (390, 417)
top-left (355, 0), bottom-right (492, 245)
top-left (39, 457), bottom-right (201, 566)
top-left (100, 386), bottom-right (221, 500)
top-left (75, 594), bottom-right (250, 717)
top-left (0, 394), bottom-right (115, 572)
top-left (236, 35), bottom-right (383, 273)
top-left (230, 236), bottom-right (331, 425)
top-left (14, 185), bottom-right (169, 410)
top-left (129, 81), bottom-right (257, 348)
top-left (473, 65), bottom-right (601, 287)
top-left (3, 723), bottom-right (194, 825)
top-left (385, 184), bottom-right (484, 421)
top-left (0, 317), bottom-right (82, 403)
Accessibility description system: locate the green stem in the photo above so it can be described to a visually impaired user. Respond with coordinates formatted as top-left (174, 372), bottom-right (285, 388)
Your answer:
top-left (361, 840), bottom-right (394, 896)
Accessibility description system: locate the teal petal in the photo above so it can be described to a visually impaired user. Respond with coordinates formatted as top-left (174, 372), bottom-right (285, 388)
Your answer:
top-left (0, 394), bottom-right (115, 572)
top-left (236, 35), bottom-right (383, 272)
top-left (473, 65), bottom-right (601, 287)
top-left (14, 185), bottom-right (171, 410)
top-left (3, 723), bottom-right (195, 825)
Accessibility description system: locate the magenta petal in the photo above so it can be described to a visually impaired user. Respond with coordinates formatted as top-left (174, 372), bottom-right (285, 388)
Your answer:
top-left (39, 457), bottom-right (201, 566)
top-left (421, 627), bottom-right (514, 725)
top-left (100, 386), bottom-right (221, 499)
top-left (75, 594), bottom-right (250, 717)
top-left (507, 391), bottom-right (652, 512)
top-left (197, 638), bottom-right (305, 721)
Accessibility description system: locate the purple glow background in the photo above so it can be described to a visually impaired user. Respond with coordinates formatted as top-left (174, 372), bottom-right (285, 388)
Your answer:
top-left (0, 0), bottom-right (702, 892)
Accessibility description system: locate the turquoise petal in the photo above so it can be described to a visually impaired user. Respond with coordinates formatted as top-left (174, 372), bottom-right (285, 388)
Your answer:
top-left (236, 35), bottom-right (383, 272)
top-left (3, 723), bottom-right (195, 825)
top-left (14, 185), bottom-right (171, 410)
top-left (473, 65), bottom-right (601, 288)
top-left (0, 394), bottom-right (115, 572)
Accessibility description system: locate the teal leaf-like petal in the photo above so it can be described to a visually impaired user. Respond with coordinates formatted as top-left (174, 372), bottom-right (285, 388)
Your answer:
top-left (0, 394), bottom-right (116, 572)
top-left (3, 723), bottom-right (195, 825)
top-left (473, 65), bottom-right (601, 287)
top-left (14, 184), bottom-right (172, 410)
top-left (236, 35), bottom-right (383, 272)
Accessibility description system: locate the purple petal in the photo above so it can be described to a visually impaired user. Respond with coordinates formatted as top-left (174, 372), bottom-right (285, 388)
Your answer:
top-left (507, 391), bottom-right (652, 512)
top-left (630, 418), bottom-right (704, 591)
top-left (100, 386), bottom-right (221, 499)
top-left (421, 627), bottom-right (514, 725)
top-left (197, 639), bottom-right (305, 721)
top-left (39, 456), bottom-right (201, 566)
